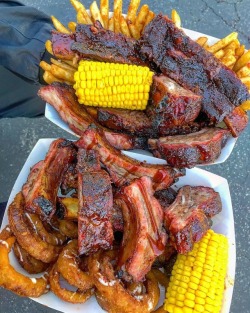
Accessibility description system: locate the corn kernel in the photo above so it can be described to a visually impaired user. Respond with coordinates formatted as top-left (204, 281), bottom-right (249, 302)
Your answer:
top-left (184, 299), bottom-right (195, 308)
top-left (164, 303), bottom-right (174, 313)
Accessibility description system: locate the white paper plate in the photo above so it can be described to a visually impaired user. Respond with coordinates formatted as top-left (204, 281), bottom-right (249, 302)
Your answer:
top-left (45, 27), bottom-right (237, 166)
top-left (0, 138), bottom-right (235, 313)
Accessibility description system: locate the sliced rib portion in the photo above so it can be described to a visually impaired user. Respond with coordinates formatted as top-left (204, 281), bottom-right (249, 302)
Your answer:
top-left (116, 176), bottom-right (167, 282)
top-left (148, 127), bottom-right (230, 168)
top-left (72, 21), bottom-right (144, 65)
top-left (154, 188), bottom-right (177, 210)
top-left (164, 186), bottom-right (222, 254)
top-left (57, 197), bottom-right (124, 232)
top-left (139, 15), bottom-right (249, 130)
top-left (96, 107), bottom-right (155, 137)
top-left (76, 127), bottom-right (185, 191)
top-left (78, 149), bottom-right (113, 255)
top-left (51, 31), bottom-right (76, 60)
top-left (224, 106), bottom-right (249, 137)
top-left (22, 139), bottom-right (76, 220)
top-left (147, 75), bottom-right (202, 135)
top-left (38, 83), bottom-right (147, 150)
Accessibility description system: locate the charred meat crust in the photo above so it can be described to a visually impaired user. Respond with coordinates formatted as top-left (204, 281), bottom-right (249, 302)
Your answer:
top-left (138, 14), bottom-right (249, 126)
top-left (78, 149), bottom-right (114, 255)
top-left (164, 185), bottom-right (222, 254)
top-left (76, 127), bottom-right (185, 191)
top-left (72, 21), bottom-right (145, 65)
top-left (22, 138), bottom-right (76, 220)
top-left (38, 83), bottom-right (148, 150)
top-left (148, 127), bottom-right (230, 168)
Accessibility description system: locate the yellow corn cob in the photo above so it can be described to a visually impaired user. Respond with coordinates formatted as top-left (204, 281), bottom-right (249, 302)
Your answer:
top-left (73, 60), bottom-right (154, 110)
top-left (164, 230), bottom-right (228, 313)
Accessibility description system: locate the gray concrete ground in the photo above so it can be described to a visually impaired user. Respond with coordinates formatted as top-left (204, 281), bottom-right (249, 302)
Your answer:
top-left (0, 0), bottom-right (250, 312)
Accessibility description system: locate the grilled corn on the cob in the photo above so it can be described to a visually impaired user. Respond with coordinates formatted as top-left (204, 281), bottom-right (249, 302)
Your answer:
top-left (73, 60), bottom-right (154, 110)
top-left (164, 230), bottom-right (229, 313)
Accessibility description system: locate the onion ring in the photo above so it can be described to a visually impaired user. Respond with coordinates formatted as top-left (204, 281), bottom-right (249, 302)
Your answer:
top-left (25, 212), bottom-right (67, 246)
top-left (13, 241), bottom-right (49, 274)
top-left (57, 240), bottom-right (93, 291)
top-left (0, 235), bottom-right (49, 297)
top-left (8, 192), bottom-right (60, 263)
top-left (0, 225), bottom-right (13, 240)
top-left (89, 252), bottom-right (160, 313)
top-left (49, 263), bottom-right (93, 303)
top-left (58, 219), bottom-right (78, 238)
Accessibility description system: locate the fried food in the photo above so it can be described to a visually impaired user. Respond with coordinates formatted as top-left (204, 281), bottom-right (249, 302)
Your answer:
top-left (13, 241), bottom-right (49, 274)
top-left (207, 32), bottom-right (238, 53)
top-left (45, 40), bottom-right (53, 55)
top-left (120, 15), bottom-right (131, 37)
top-left (196, 36), bottom-right (208, 47)
top-left (108, 16), bottom-right (115, 31)
top-left (57, 240), bottom-right (94, 290)
top-left (171, 9), bottom-right (181, 28)
top-left (90, 1), bottom-right (104, 26)
top-left (0, 225), bottom-right (12, 240)
top-left (0, 235), bottom-right (49, 297)
top-left (114, 0), bottom-right (122, 33)
top-left (43, 71), bottom-right (64, 84)
top-left (135, 4), bottom-right (149, 34)
top-left (127, 0), bottom-right (141, 24)
top-left (8, 192), bottom-right (60, 263)
top-left (100, 0), bottom-right (109, 28)
top-left (25, 212), bottom-right (67, 246)
top-left (233, 50), bottom-right (250, 72)
top-left (89, 251), bottom-right (160, 313)
top-left (58, 219), bottom-right (78, 238)
top-left (57, 197), bottom-right (78, 220)
top-left (49, 263), bottom-right (93, 303)
top-left (68, 21), bottom-right (76, 32)
top-left (51, 15), bottom-right (70, 34)
top-left (77, 9), bottom-right (93, 24)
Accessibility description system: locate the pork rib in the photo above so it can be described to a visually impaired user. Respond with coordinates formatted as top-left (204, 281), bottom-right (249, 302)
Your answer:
top-left (22, 139), bottom-right (76, 220)
top-left (72, 21), bottom-right (144, 65)
top-left (164, 186), bottom-right (222, 254)
top-left (96, 107), bottom-right (155, 137)
top-left (76, 127), bottom-right (185, 191)
top-left (148, 127), bottom-right (230, 168)
top-left (116, 176), bottom-right (167, 282)
top-left (138, 15), bottom-right (249, 129)
top-left (78, 149), bottom-right (114, 255)
top-left (38, 83), bottom-right (147, 150)
top-left (147, 75), bottom-right (202, 135)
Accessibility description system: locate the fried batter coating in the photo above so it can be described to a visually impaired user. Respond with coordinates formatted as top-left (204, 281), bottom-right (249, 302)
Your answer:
top-left (13, 241), bottom-right (49, 274)
top-left (89, 251), bottom-right (160, 313)
top-left (57, 240), bottom-right (93, 291)
top-left (49, 264), bottom-right (93, 303)
top-left (0, 235), bottom-right (49, 297)
top-left (8, 192), bottom-right (60, 263)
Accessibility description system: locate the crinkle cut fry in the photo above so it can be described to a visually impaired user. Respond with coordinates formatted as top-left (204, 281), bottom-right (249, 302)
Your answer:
top-left (0, 234), bottom-right (49, 297)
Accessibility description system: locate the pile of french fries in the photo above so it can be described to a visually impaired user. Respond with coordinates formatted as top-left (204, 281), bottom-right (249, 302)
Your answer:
top-left (40, 0), bottom-right (250, 110)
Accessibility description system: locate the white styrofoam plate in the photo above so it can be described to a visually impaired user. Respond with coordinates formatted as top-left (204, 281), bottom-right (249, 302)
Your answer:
top-left (45, 27), bottom-right (237, 166)
top-left (1, 138), bottom-right (235, 313)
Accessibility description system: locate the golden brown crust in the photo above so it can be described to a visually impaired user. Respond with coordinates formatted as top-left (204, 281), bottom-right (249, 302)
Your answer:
top-left (57, 240), bottom-right (94, 291)
top-left (8, 192), bottom-right (61, 263)
top-left (0, 234), bottom-right (49, 297)
top-left (49, 263), bottom-right (93, 303)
